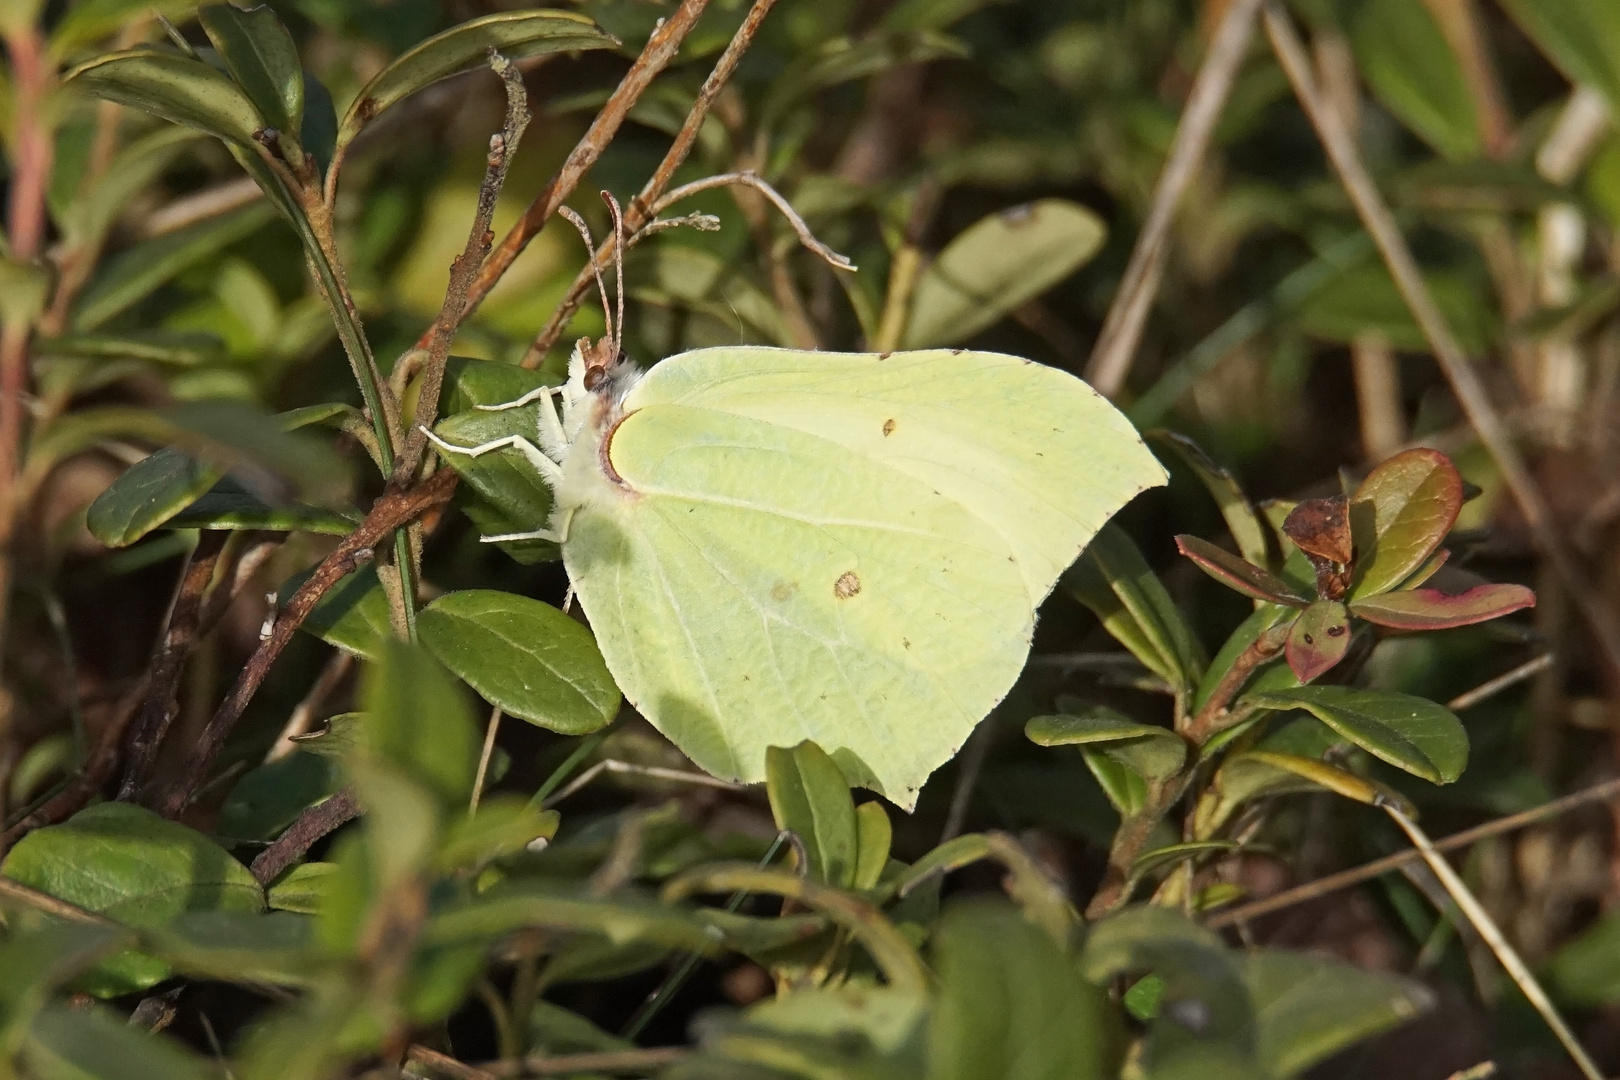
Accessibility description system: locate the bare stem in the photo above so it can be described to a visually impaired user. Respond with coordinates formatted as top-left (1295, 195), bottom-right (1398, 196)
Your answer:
top-left (521, 0), bottom-right (784, 365)
top-left (396, 52), bottom-right (530, 481)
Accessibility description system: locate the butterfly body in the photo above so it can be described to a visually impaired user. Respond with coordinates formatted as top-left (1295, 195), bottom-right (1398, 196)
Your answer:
top-left (431, 342), bottom-right (1164, 807)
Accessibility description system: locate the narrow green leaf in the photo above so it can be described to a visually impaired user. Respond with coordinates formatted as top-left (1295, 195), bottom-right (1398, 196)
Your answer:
top-left (297, 567), bottom-right (391, 659)
top-left (1239, 751), bottom-right (1394, 809)
top-left (903, 199), bottom-right (1106, 348)
top-left (929, 901), bottom-right (1107, 1080)
top-left (167, 478), bottom-right (361, 535)
top-left (424, 881), bottom-right (717, 953)
top-left (64, 47), bottom-right (265, 145)
top-left (1026, 708), bottom-right (1186, 779)
top-left (1352, 0), bottom-right (1480, 161)
top-left (418, 590), bottom-right (620, 735)
top-left (38, 329), bottom-right (223, 367)
top-left (1130, 840), bottom-right (1240, 883)
top-left (852, 801), bottom-right (892, 891)
top-left (766, 740), bottom-right (859, 888)
top-left (1149, 430), bottom-right (1271, 569)
top-left (0, 803), bottom-right (262, 997)
top-left (1192, 603), bottom-right (1295, 713)
top-left (1350, 448), bottom-right (1465, 598)
top-left (1176, 534), bottom-right (1309, 607)
top-left (436, 799), bottom-right (559, 873)
top-left (1246, 949), bottom-right (1432, 1078)
top-left (146, 910), bottom-right (322, 986)
top-left (359, 640), bottom-right (481, 810)
top-left (199, 3), bottom-right (303, 136)
top-left (1066, 523), bottom-right (1204, 694)
top-left (1350, 583), bottom-right (1535, 630)
top-left (336, 10), bottom-right (617, 150)
top-left (1244, 685), bottom-right (1468, 784)
top-left (1297, 265), bottom-right (1493, 356)
top-left (49, 0), bottom-right (197, 57)
top-left (266, 862), bottom-right (338, 914)
top-left (1497, 0), bottom-right (1620, 119)
top-left (85, 446), bottom-right (219, 547)
top-left (1081, 749), bottom-right (1149, 817)
top-left (219, 752), bottom-right (342, 842)
top-left (54, 127), bottom-right (203, 251)
top-left (73, 200), bottom-right (276, 330)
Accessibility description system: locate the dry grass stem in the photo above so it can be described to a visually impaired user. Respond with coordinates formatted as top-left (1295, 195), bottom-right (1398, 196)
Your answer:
top-left (1085, 0), bottom-right (1265, 398)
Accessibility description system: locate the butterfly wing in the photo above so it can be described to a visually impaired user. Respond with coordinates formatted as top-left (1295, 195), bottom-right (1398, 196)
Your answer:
top-left (564, 402), bottom-right (1032, 808)
top-left (620, 347), bottom-right (1168, 603)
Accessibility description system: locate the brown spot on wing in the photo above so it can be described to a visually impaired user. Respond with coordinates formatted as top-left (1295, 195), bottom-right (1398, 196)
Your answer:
top-left (882, 418), bottom-right (896, 436)
top-left (771, 580), bottom-right (799, 602)
top-left (834, 571), bottom-right (861, 599)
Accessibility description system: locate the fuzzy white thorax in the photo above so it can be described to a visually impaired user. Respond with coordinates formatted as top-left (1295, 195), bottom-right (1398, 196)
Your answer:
top-left (546, 338), bottom-right (645, 537)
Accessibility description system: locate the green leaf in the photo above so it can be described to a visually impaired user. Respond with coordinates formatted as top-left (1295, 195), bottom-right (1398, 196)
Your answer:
top-left (147, 909), bottom-right (322, 986)
top-left (359, 640), bottom-right (481, 810)
top-left (1497, 0), bottom-right (1620, 119)
top-left (418, 590), bottom-right (620, 735)
top-left (48, 0), bottom-right (198, 57)
top-left (423, 880), bottom-right (717, 953)
top-left (64, 47), bottom-right (266, 145)
top-left (763, 29), bottom-right (968, 130)
top-left (1246, 949), bottom-right (1432, 1078)
top-left (1284, 600), bottom-right (1351, 683)
top-left (219, 752), bottom-right (342, 842)
top-left (54, 127), bottom-right (203, 251)
top-left (1026, 708), bottom-right (1186, 779)
top-left (435, 797), bottom-right (559, 872)
top-left (1548, 910), bottom-right (1620, 1006)
top-left (1350, 448), bottom-right (1465, 599)
top-left (903, 199), bottom-right (1106, 348)
top-left (1065, 523), bottom-right (1204, 694)
top-left (766, 740), bottom-right (859, 888)
top-left (0, 923), bottom-right (131, 1048)
top-left (39, 329), bottom-right (223, 367)
top-left (738, 984), bottom-right (927, 1060)
top-left (853, 800), bottom-right (892, 891)
top-left (929, 901), bottom-right (1106, 1080)
top-left (436, 398), bottom-right (561, 565)
top-left (1080, 905), bottom-right (1257, 1072)
top-left (0, 803), bottom-right (262, 997)
top-left (199, 3), bottom-right (304, 137)
top-left (1238, 751), bottom-right (1398, 810)
top-left (1082, 749), bottom-right (1149, 817)
top-left (73, 200), bottom-right (277, 330)
top-left (165, 480), bottom-right (362, 535)
top-left (1244, 685), bottom-right (1468, 784)
top-left (1130, 840), bottom-right (1240, 883)
top-left (24, 1004), bottom-right (215, 1080)
top-left (1148, 431), bottom-right (1271, 569)
top-left (1297, 264), bottom-right (1493, 357)
top-left (1192, 603), bottom-right (1295, 714)
top-left (297, 568), bottom-right (391, 659)
top-left (1176, 535), bottom-right (1308, 607)
top-left (336, 10), bottom-right (617, 150)
top-left (1350, 583), bottom-right (1536, 630)
top-left (1352, 0), bottom-right (1480, 161)
top-left (266, 862), bottom-right (338, 914)
top-left (85, 446), bottom-right (220, 547)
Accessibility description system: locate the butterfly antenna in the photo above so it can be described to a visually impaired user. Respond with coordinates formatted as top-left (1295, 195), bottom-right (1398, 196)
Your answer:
top-left (558, 206), bottom-right (613, 346)
top-left (601, 191), bottom-right (626, 360)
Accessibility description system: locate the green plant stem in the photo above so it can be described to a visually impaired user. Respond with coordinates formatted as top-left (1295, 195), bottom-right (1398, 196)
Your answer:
top-left (1184, 624), bottom-right (1289, 742)
top-left (528, 718), bottom-right (624, 808)
top-left (1085, 776), bottom-right (1191, 918)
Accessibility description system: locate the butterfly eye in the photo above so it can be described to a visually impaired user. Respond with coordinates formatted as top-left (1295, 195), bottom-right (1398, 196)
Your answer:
top-left (583, 366), bottom-right (607, 391)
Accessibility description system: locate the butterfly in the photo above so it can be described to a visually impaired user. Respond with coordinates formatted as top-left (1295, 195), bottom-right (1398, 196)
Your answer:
top-left (428, 196), bottom-right (1165, 808)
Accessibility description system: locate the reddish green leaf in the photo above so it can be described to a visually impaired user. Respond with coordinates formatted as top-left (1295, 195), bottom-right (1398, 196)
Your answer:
top-left (1349, 584), bottom-right (1535, 630)
top-left (1285, 601), bottom-right (1351, 683)
top-left (1176, 535), bottom-right (1309, 607)
top-left (1399, 547), bottom-right (1449, 589)
top-left (1350, 449), bottom-right (1464, 599)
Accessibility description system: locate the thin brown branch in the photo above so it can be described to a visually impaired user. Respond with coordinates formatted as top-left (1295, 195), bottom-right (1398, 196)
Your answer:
top-left (1206, 775), bottom-right (1620, 929)
top-left (1085, 0), bottom-right (1264, 397)
top-left (1185, 622), bottom-right (1290, 741)
top-left (1263, 3), bottom-right (1620, 691)
top-left (439, 0), bottom-right (714, 348)
top-left (404, 1045), bottom-right (497, 1080)
top-left (158, 470), bottom-right (459, 818)
top-left (395, 53), bottom-right (531, 482)
top-left (0, 874), bottom-right (108, 923)
top-left (250, 787), bottom-right (359, 885)
top-left (141, 177), bottom-right (265, 238)
top-left (521, 0), bottom-right (780, 366)
top-left (468, 1046), bottom-right (688, 1078)
top-left (117, 531), bottom-right (230, 801)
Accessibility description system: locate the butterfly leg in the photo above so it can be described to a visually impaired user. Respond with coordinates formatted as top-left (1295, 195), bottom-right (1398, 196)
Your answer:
top-left (483, 506), bottom-right (572, 545)
top-left (474, 384), bottom-right (560, 412)
top-left (421, 426), bottom-right (564, 487)
top-left (534, 388), bottom-right (570, 463)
